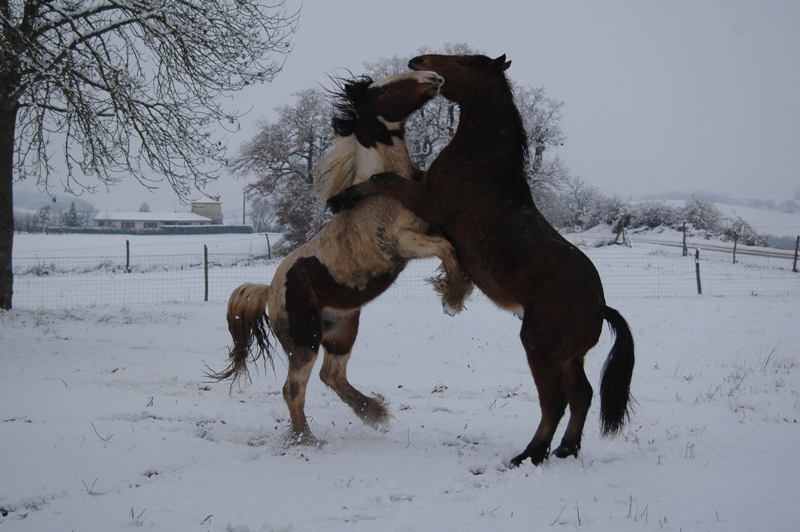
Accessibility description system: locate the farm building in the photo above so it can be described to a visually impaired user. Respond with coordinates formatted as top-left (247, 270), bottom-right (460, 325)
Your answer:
top-left (93, 212), bottom-right (214, 230)
top-left (94, 201), bottom-right (223, 229)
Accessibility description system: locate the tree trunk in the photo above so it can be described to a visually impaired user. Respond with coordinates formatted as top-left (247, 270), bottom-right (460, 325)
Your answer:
top-left (0, 105), bottom-right (18, 309)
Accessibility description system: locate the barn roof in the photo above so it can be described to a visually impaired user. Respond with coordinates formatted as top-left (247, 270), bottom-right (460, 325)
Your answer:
top-left (94, 212), bottom-right (213, 223)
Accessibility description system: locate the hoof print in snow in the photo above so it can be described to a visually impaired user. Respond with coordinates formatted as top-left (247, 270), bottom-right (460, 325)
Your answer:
top-left (469, 465), bottom-right (487, 475)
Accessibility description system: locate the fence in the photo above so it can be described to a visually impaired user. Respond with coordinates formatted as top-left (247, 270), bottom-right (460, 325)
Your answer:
top-left (10, 233), bottom-right (799, 309)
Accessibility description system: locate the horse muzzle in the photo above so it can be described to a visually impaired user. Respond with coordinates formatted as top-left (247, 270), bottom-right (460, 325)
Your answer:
top-left (408, 56), bottom-right (425, 71)
top-left (424, 72), bottom-right (444, 92)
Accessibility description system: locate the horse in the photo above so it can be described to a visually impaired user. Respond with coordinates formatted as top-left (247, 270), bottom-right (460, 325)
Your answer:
top-left (328, 54), bottom-right (635, 467)
top-left (210, 71), bottom-right (473, 446)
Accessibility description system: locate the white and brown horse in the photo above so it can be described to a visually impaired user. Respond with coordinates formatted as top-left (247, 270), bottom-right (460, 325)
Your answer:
top-left (211, 71), bottom-right (472, 445)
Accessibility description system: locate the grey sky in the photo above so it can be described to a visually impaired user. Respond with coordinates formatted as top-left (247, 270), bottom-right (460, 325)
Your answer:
top-left (14, 0), bottom-right (800, 218)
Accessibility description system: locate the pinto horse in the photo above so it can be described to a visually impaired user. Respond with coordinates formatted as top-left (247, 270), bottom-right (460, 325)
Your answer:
top-left (328, 55), bottom-right (635, 466)
top-left (211, 71), bottom-right (472, 446)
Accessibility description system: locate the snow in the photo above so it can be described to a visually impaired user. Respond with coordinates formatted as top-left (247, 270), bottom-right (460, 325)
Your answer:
top-left (1, 236), bottom-right (799, 531)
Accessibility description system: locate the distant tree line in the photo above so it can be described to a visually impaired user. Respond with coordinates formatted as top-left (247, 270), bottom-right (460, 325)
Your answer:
top-left (14, 201), bottom-right (96, 233)
top-left (642, 190), bottom-right (799, 215)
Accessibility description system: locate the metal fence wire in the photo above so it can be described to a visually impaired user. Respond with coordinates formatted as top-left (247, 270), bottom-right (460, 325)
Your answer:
top-left (10, 233), bottom-right (799, 309)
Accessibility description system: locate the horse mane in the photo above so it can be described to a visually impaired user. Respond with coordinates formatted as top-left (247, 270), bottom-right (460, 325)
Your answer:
top-left (328, 74), bottom-right (375, 137)
top-left (313, 75), bottom-right (378, 201)
top-left (462, 55), bottom-right (531, 196)
top-left (315, 133), bottom-right (359, 201)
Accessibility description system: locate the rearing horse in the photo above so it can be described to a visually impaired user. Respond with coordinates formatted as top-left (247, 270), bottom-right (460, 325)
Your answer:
top-left (329, 55), bottom-right (635, 466)
top-left (211, 71), bottom-right (472, 446)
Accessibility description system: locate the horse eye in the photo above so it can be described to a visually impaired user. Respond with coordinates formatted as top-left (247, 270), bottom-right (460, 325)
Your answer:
top-left (379, 86), bottom-right (387, 95)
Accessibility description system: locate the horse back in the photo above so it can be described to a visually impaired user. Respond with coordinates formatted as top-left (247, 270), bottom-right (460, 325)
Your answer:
top-left (448, 204), bottom-right (604, 315)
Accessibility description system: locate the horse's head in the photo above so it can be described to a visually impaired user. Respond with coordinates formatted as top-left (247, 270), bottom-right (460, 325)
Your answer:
top-left (332, 71), bottom-right (444, 140)
top-left (408, 54), bottom-right (511, 103)
top-left (318, 71), bottom-right (443, 199)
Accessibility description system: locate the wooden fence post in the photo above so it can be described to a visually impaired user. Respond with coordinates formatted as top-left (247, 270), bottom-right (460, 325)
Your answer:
top-left (125, 240), bottom-right (130, 273)
top-left (682, 221), bottom-right (688, 257)
top-left (266, 233), bottom-right (271, 260)
top-left (204, 244), bottom-right (209, 302)
top-left (793, 235), bottom-right (799, 273)
top-left (694, 249), bottom-right (702, 295)
top-left (732, 231), bottom-right (738, 264)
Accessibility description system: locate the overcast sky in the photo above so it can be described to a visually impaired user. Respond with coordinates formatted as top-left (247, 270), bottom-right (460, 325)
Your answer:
top-left (13, 0), bottom-right (800, 219)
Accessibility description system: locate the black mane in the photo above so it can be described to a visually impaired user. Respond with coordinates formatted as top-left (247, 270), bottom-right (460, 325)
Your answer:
top-left (475, 55), bottom-right (530, 166)
top-left (328, 75), bottom-right (375, 138)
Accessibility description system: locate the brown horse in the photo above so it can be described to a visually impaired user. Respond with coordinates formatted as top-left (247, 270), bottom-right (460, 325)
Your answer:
top-left (328, 54), bottom-right (635, 466)
top-left (211, 71), bottom-right (472, 446)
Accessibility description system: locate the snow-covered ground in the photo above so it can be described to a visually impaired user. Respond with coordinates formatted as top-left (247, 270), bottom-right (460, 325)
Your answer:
top-left (1, 235), bottom-right (799, 530)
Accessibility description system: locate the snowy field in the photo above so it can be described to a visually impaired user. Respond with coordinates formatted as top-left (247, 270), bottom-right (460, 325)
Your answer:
top-left (1, 233), bottom-right (799, 530)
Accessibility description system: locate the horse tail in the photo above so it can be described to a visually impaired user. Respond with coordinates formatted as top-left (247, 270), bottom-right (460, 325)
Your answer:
top-left (598, 305), bottom-right (635, 436)
top-left (206, 283), bottom-right (276, 390)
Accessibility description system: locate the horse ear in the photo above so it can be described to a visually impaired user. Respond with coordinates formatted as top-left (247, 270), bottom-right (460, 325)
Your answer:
top-left (493, 54), bottom-right (511, 71)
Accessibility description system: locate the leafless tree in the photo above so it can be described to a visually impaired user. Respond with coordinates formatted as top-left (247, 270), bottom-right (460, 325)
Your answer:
top-left (248, 196), bottom-right (279, 233)
top-left (233, 87), bottom-right (333, 247)
top-left (1, 0), bottom-right (299, 308)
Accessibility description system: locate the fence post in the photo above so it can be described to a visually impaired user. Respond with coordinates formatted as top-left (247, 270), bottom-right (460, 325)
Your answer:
top-left (204, 244), bottom-right (209, 302)
top-left (682, 221), bottom-right (688, 257)
top-left (125, 240), bottom-right (130, 273)
top-left (732, 231), bottom-right (738, 264)
top-left (793, 235), bottom-right (799, 273)
top-left (694, 249), bottom-right (702, 295)
top-left (266, 233), bottom-right (271, 260)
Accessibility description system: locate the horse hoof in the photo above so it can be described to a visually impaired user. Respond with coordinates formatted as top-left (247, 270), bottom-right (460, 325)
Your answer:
top-left (552, 444), bottom-right (580, 459)
top-left (284, 430), bottom-right (325, 448)
top-left (511, 445), bottom-right (549, 467)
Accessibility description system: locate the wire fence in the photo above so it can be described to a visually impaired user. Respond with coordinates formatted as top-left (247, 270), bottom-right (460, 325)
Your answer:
top-left (10, 233), bottom-right (799, 309)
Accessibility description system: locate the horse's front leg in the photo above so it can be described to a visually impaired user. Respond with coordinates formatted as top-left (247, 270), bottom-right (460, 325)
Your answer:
top-left (389, 212), bottom-right (473, 315)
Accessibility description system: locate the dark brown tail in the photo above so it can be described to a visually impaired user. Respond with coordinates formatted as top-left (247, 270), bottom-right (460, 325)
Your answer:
top-left (599, 305), bottom-right (635, 436)
top-left (206, 283), bottom-right (275, 390)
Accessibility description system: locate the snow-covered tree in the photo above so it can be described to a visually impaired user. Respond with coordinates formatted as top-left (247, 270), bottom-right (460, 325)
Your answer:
top-left (35, 204), bottom-right (51, 228)
top-left (60, 201), bottom-right (83, 227)
top-left (681, 195), bottom-right (723, 232)
top-left (1, 0), bottom-right (299, 308)
top-left (233, 88), bottom-right (333, 248)
top-left (248, 196), bottom-right (279, 233)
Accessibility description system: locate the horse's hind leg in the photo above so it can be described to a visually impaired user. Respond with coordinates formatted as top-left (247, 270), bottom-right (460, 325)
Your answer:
top-left (282, 346), bottom-right (320, 446)
top-left (552, 355), bottom-right (593, 459)
top-left (511, 320), bottom-right (569, 467)
top-left (319, 309), bottom-right (390, 427)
